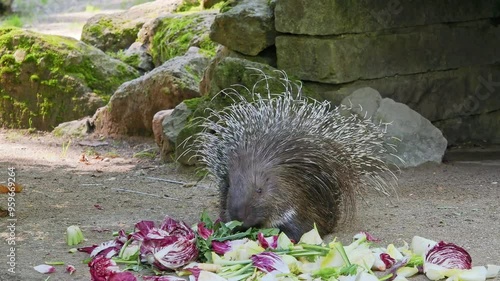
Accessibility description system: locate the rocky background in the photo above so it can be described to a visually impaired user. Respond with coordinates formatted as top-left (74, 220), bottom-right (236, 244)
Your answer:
top-left (1, 0), bottom-right (499, 168)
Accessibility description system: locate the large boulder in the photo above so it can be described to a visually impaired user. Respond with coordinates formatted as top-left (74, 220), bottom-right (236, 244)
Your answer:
top-left (0, 28), bottom-right (139, 130)
top-left (93, 48), bottom-right (210, 136)
top-left (139, 11), bottom-right (217, 67)
top-left (341, 87), bottom-right (448, 168)
top-left (276, 20), bottom-right (500, 84)
top-left (209, 0), bottom-right (276, 56)
top-left (275, 0), bottom-right (500, 35)
top-left (201, 55), bottom-right (321, 100)
top-left (199, 45), bottom-right (277, 96)
top-left (81, 0), bottom-right (183, 53)
top-left (201, 56), bottom-right (286, 97)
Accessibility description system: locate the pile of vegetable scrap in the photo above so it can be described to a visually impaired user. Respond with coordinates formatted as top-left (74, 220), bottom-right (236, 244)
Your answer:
top-left (35, 213), bottom-right (499, 281)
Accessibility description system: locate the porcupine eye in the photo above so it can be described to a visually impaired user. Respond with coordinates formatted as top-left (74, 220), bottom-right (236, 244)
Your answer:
top-left (256, 187), bottom-right (262, 194)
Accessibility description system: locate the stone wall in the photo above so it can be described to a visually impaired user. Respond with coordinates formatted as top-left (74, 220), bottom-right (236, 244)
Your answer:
top-left (209, 0), bottom-right (500, 145)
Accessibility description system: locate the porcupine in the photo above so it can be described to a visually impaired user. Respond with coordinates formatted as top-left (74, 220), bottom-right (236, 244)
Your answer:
top-left (193, 73), bottom-right (398, 241)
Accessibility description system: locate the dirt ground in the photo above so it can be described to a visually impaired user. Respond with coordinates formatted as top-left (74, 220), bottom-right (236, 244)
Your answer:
top-left (0, 129), bottom-right (499, 281)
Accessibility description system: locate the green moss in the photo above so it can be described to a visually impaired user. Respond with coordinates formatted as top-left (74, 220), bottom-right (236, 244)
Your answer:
top-left (218, 0), bottom-right (237, 13)
top-left (0, 15), bottom-right (24, 28)
top-left (0, 53), bottom-right (21, 77)
top-left (86, 18), bottom-right (114, 37)
top-left (151, 15), bottom-right (197, 65)
top-left (1, 96), bottom-right (31, 128)
top-left (176, 0), bottom-right (202, 12)
top-left (175, 0), bottom-right (233, 13)
top-left (185, 65), bottom-right (202, 84)
top-left (124, 54), bottom-right (141, 67)
top-left (40, 79), bottom-right (59, 87)
top-left (150, 13), bottom-right (217, 65)
top-left (38, 96), bottom-right (53, 118)
top-left (183, 97), bottom-right (205, 111)
top-left (107, 50), bottom-right (142, 69)
top-left (199, 34), bottom-right (217, 57)
top-left (24, 54), bottom-right (37, 63)
top-left (0, 27), bottom-right (16, 37)
top-left (0, 54), bottom-right (16, 65)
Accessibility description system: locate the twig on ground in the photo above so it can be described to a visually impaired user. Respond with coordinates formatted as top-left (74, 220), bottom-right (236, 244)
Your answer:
top-left (145, 176), bottom-right (210, 189)
top-left (111, 187), bottom-right (180, 201)
top-left (145, 176), bottom-right (185, 185)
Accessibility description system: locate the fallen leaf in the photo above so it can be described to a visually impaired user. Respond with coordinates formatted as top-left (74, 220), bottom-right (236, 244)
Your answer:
top-left (79, 153), bottom-right (89, 163)
top-left (0, 184), bottom-right (23, 193)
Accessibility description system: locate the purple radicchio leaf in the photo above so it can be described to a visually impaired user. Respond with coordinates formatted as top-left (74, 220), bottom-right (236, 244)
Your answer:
top-left (380, 253), bottom-right (396, 269)
top-left (212, 240), bottom-right (232, 255)
top-left (425, 241), bottom-right (472, 270)
top-left (108, 271), bottom-right (138, 281)
top-left (197, 222), bottom-right (213, 240)
top-left (160, 216), bottom-right (196, 240)
top-left (257, 233), bottom-right (278, 249)
top-left (251, 252), bottom-right (290, 274)
top-left (88, 255), bottom-right (121, 281)
top-left (141, 235), bottom-right (198, 270)
top-left (90, 240), bottom-right (119, 258)
top-left (132, 220), bottom-right (157, 241)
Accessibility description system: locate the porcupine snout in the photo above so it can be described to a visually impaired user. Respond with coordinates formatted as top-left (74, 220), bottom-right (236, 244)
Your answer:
top-left (226, 177), bottom-right (249, 221)
top-left (225, 150), bottom-right (273, 229)
top-left (226, 174), bottom-right (264, 229)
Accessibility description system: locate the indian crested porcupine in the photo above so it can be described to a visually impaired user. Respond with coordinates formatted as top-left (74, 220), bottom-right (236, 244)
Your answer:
top-left (192, 72), bottom-right (398, 241)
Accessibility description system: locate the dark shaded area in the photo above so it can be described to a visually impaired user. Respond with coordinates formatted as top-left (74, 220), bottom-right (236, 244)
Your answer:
top-left (0, 2), bottom-right (12, 15)
top-left (444, 145), bottom-right (500, 162)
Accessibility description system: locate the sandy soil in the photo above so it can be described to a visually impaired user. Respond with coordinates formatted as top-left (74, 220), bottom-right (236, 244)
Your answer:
top-left (0, 129), bottom-right (499, 280)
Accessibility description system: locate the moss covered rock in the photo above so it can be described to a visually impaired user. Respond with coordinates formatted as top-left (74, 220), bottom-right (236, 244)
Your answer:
top-left (81, 0), bottom-right (184, 53)
top-left (140, 11), bottom-right (217, 66)
top-left (201, 56), bottom-right (321, 100)
top-left (93, 48), bottom-right (210, 136)
top-left (0, 28), bottom-right (140, 130)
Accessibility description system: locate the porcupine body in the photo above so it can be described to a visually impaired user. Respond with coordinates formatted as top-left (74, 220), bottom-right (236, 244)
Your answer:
top-left (194, 75), bottom-right (397, 241)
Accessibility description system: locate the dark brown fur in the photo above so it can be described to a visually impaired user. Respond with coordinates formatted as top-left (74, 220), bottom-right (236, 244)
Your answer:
top-left (220, 135), bottom-right (358, 241)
